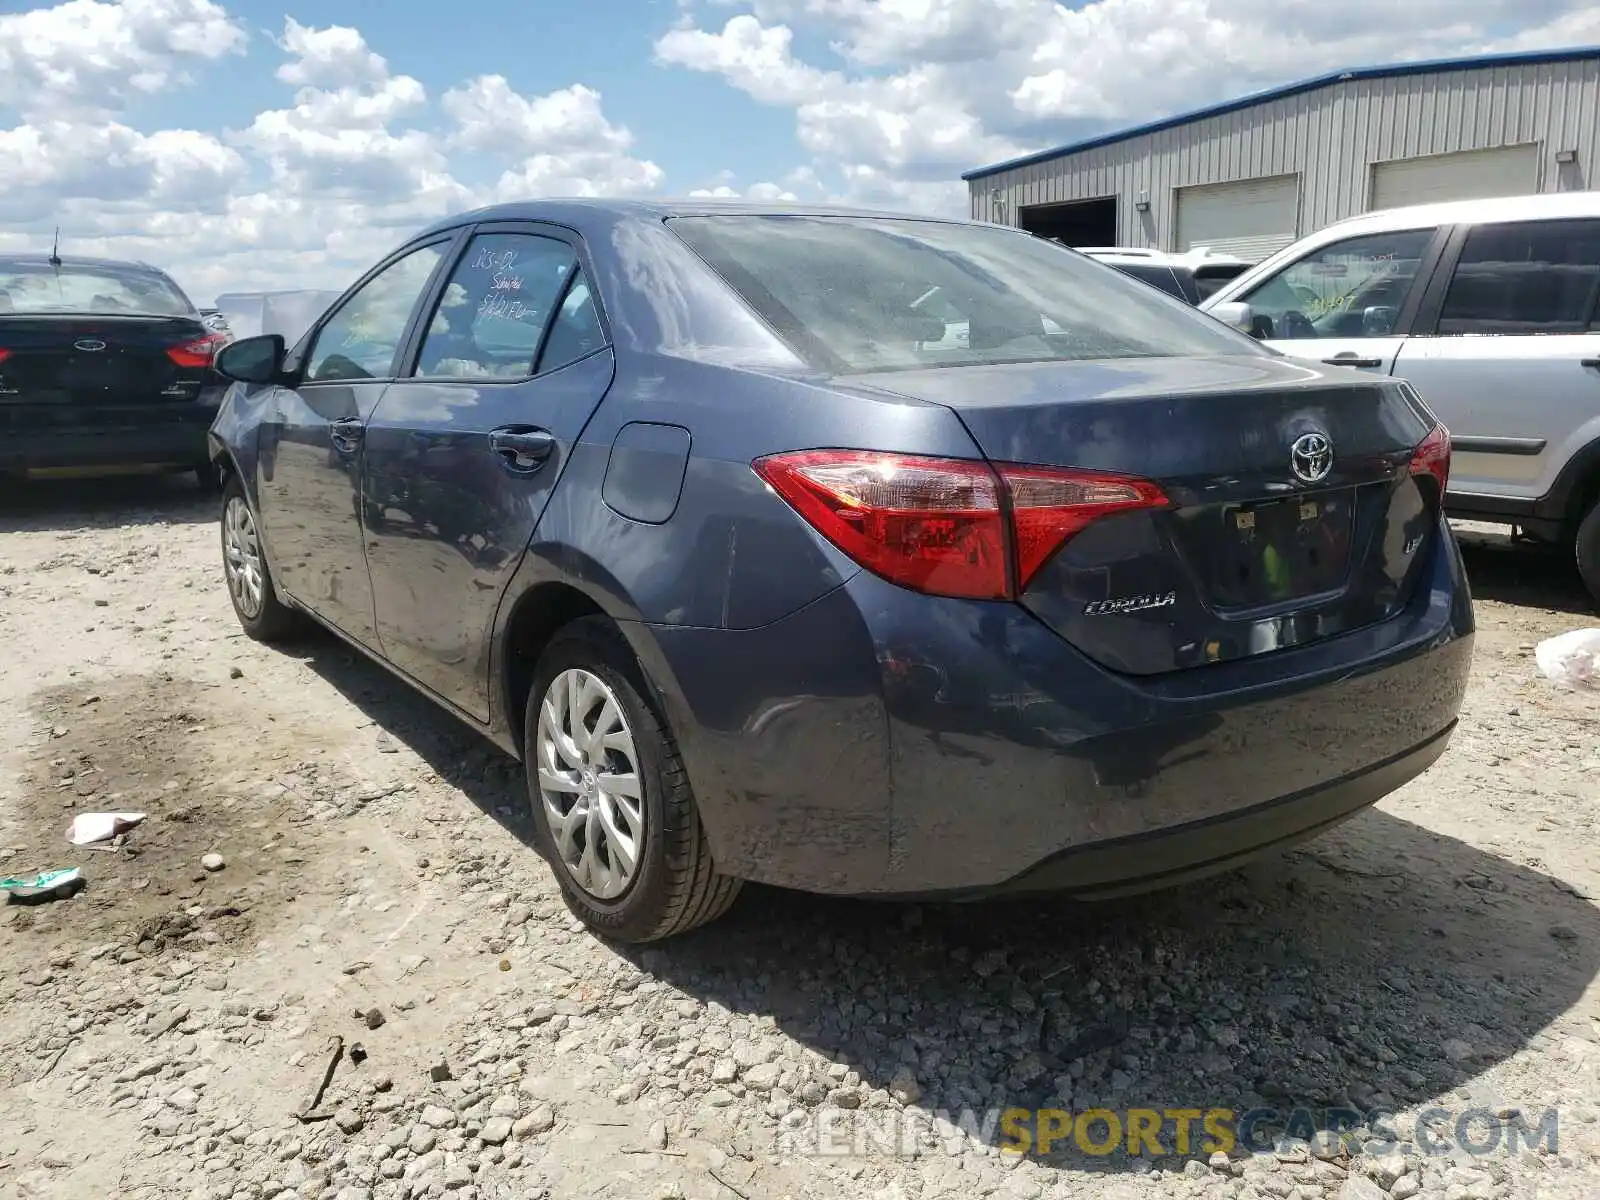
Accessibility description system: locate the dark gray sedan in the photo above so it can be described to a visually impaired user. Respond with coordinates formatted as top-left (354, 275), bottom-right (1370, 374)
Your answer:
top-left (207, 201), bottom-right (1473, 942)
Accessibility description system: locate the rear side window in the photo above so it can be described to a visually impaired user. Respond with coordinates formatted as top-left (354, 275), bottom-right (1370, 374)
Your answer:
top-left (667, 215), bottom-right (1252, 373)
top-left (0, 262), bottom-right (194, 317)
top-left (1437, 219), bottom-right (1600, 335)
top-left (1192, 264), bottom-right (1248, 300)
top-left (536, 271), bottom-right (605, 373)
top-left (1112, 263), bottom-right (1194, 302)
top-left (414, 233), bottom-right (578, 379)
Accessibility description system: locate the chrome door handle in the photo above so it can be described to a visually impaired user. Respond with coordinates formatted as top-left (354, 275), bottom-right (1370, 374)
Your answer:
top-left (489, 426), bottom-right (555, 473)
top-left (1322, 355), bottom-right (1383, 369)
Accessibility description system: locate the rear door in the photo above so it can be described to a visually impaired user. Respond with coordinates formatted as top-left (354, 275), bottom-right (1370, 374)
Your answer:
top-left (361, 223), bottom-right (614, 719)
top-left (1390, 217), bottom-right (1600, 503)
top-left (255, 238), bottom-right (456, 646)
top-left (1228, 225), bottom-right (1449, 374)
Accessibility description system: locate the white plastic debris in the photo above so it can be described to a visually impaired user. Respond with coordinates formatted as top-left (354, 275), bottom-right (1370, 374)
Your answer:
top-left (1, 867), bottom-right (82, 902)
top-left (66, 812), bottom-right (147, 846)
top-left (1534, 628), bottom-right (1600, 690)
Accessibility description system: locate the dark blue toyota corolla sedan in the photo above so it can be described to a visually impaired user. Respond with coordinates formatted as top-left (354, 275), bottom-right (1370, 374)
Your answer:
top-left (207, 200), bottom-right (1473, 942)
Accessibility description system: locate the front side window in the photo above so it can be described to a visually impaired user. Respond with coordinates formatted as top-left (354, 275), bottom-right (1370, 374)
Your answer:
top-left (414, 234), bottom-right (577, 379)
top-left (667, 215), bottom-right (1252, 373)
top-left (0, 262), bottom-right (193, 317)
top-left (1238, 229), bottom-right (1435, 339)
top-left (305, 244), bottom-right (446, 383)
top-left (1437, 219), bottom-right (1600, 335)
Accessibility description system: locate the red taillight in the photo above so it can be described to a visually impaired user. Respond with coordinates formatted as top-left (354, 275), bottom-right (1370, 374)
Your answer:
top-left (166, 333), bottom-right (228, 368)
top-left (1002, 464), bottom-right (1169, 587)
top-left (0, 348), bottom-right (9, 365)
top-left (752, 449), bottom-right (1168, 600)
top-left (1409, 423), bottom-right (1451, 497)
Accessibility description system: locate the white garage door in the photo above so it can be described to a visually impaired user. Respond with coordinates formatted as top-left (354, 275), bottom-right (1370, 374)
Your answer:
top-left (1370, 144), bottom-right (1541, 211)
top-left (1175, 175), bottom-right (1300, 262)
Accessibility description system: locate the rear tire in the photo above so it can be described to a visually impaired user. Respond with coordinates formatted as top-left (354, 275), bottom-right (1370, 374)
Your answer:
top-left (525, 616), bottom-right (742, 943)
top-left (220, 475), bottom-right (303, 642)
top-left (1576, 498), bottom-right (1600, 606)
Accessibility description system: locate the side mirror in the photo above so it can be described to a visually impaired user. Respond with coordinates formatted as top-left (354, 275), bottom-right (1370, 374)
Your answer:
top-left (1362, 305), bottom-right (1398, 335)
top-left (1208, 301), bottom-right (1256, 335)
top-left (215, 334), bottom-right (287, 385)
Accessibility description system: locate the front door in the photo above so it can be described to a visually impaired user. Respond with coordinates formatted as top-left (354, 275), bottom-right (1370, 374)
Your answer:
top-left (1228, 225), bottom-right (1444, 376)
top-left (255, 241), bottom-right (450, 645)
top-left (1391, 217), bottom-right (1600, 502)
top-left (361, 227), bottom-right (614, 718)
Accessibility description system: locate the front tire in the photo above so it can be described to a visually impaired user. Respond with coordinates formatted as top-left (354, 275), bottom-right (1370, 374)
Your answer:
top-left (220, 475), bottom-right (303, 642)
top-left (1576, 497), bottom-right (1600, 606)
top-left (525, 616), bottom-right (742, 942)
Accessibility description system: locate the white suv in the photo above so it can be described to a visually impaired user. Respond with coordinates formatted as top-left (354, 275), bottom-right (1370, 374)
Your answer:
top-left (1202, 193), bottom-right (1600, 602)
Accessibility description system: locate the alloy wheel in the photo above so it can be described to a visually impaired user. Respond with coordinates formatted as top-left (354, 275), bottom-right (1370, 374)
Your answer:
top-left (535, 668), bottom-right (645, 901)
top-left (222, 495), bottom-right (266, 620)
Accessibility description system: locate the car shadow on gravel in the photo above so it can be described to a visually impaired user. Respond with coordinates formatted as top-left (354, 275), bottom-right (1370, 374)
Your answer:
top-left (635, 811), bottom-right (1600, 1176)
top-left (290, 631), bottom-right (536, 838)
top-left (1456, 532), bottom-right (1595, 616)
top-left (0, 472), bottom-right (217, 533)
top-left (284, 591), bottom-right (1599, 1180)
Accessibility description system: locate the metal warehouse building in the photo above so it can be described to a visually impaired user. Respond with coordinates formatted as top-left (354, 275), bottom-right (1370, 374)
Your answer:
top-left (964, 46), bottom-right (1600, 261)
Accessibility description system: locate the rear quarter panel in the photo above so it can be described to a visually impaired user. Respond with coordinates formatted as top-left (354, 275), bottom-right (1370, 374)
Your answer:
top-left (523, 353), bottom-right (984, 630)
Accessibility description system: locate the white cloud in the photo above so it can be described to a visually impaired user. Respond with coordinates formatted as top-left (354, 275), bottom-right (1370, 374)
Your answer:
top-left (0, 5), bottom-right (666, 303)
top-left (442, 76), bottom-right (664, 201)
top-left (0, 122), bottom-right (246, 225)
top-left (275, 16), bottom-right (388, 89)
top-left (4, 0), bottom-right (1597, 307)
top-left (444, 78), bottom-right (631, 154)
top-left (0, 0), bottom-right (245, 118)
top-left (687, 180), bottom-right (800, 201)
top-left (658, 0), bottom-right (1600, 214)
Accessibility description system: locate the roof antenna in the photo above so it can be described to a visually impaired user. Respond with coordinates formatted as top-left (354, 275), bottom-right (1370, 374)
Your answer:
top-left (48, 227), bottom-right (62, 268)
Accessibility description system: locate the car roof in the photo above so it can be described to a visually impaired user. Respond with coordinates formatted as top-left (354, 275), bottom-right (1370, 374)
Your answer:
top-left (1311, 190), bottom-right (1600, 238)
top-left (409, 198), bottom-right (980, 241)
top-left (1081, 248), bottom-right (1187, 265)
top-left (1081, 245), bottom-right (1250, 266)
top-left (1080, 246), bottom-right (1168, 258)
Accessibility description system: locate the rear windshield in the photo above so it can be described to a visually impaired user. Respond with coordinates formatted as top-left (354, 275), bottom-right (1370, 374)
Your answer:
top-left (666, 215), bottom-right (1251, 372)
top-left (0, 262), bottom-right (195, 317)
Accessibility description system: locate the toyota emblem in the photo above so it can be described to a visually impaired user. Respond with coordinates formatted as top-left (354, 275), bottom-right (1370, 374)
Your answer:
top-left (73, 338), bottom-right (107, 352)
top-left (1290, 431), bottom-right (1333, 484)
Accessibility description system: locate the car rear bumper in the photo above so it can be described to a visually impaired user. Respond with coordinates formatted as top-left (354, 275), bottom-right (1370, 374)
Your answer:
top-left (636, 515), bottom-right (1474, 897)
top-left (0, 395), bottom-right (220, 474)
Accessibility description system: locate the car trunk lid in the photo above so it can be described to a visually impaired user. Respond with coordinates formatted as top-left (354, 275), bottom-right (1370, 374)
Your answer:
top-left (847, 354), bottom-right (1443, 675)
top-left (0, 314), bottom-right (217, 410)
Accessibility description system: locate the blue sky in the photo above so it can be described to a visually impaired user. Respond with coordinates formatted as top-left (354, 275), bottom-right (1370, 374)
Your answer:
top-left (134, 0), bottom-right (803, 197)
top-left (2, 0), bottom-right (1596, 302)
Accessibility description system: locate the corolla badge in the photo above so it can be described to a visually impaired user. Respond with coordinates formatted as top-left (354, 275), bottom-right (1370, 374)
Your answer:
top-left (1084, 590), bottom-right (1177, 617)
top-left (1290, 431), bottom-right (1333, 484)
top-left (73, 338), bottom-right (107, 352)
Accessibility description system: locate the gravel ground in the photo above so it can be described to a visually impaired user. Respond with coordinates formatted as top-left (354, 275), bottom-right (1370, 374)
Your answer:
top-left (0, 478), bottom-right (1597, 1200)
